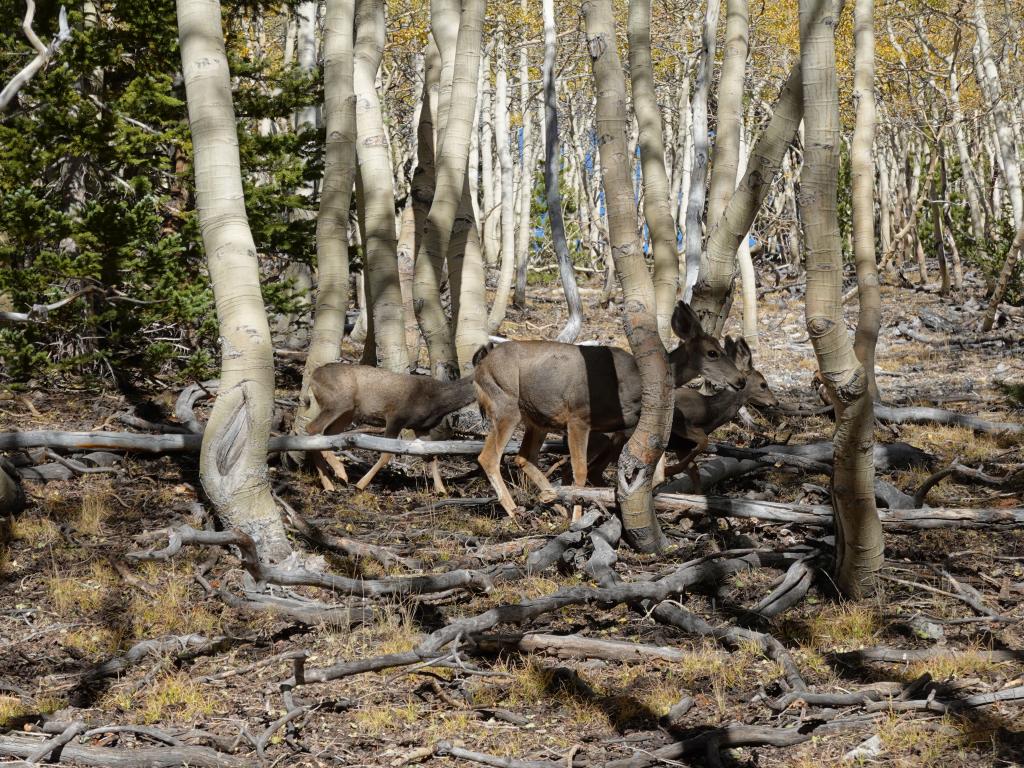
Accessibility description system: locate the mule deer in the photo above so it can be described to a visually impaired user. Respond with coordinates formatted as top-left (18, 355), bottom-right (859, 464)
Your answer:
top-left (472, 302), bottom-right (745, 519)
top-left (583, 337), bottom-right (776, 489)
top-left (661, 337), bottom-right (777, 487)
top-left (306, 363), bottom-right (476, 493)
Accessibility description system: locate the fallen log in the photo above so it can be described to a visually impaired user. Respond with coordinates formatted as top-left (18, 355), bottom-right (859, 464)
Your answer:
top-left (0, 430), bottom-right (563, 457)
top-left (874, 405), bottom-right (1021, 435)
top-left (553, 487), bottom-right (1024, 530)
top-left (0, 732), bottom-right (247, 768)
top-left (470, 632), bottom-right (706, 663)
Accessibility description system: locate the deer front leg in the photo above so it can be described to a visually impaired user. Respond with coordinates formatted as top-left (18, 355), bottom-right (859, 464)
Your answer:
top-left (477, 405), bottom-right (523, 518)
top-left (564, 420), bottom-right (591, 522)
top-left (429, 457), bottom-right (446, 495)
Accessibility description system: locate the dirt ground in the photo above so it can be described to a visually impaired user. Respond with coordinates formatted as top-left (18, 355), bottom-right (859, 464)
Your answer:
top-left (1, 278), bottom-right (1023, 767)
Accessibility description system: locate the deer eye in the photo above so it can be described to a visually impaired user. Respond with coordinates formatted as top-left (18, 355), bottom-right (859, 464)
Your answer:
top-left (760, 382), bottom-right (768, 389)
top-left (707, 349), bottom-right (719, 359)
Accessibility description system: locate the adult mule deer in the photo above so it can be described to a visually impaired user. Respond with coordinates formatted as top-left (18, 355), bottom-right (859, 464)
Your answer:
top-left (472, 302), bottom-right (745, 519)
top-left (580, 338), bottom-right (777, 489)
top-left (660, 336), bottom-right (778, 488)
top-left (306, 363), bottom-right (476, 493)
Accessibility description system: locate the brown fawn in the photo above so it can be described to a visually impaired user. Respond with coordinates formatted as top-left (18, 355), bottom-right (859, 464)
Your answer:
top-left (472, 302), bottom-right (746, 519)
top-left (582, 337), bottom-right (777, 489)
top-left (306, 363), bottom-right (476, 493)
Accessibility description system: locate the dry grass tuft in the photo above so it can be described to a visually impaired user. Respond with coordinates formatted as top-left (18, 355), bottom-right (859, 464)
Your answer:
top-left (137, 671), bottom-right (219, 724)
top-left (76, 487), bottom-right (113, 536)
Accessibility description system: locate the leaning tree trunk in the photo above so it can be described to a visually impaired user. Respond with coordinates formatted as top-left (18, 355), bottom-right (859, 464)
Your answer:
top-left (543, 0), bottom-right (583, 343)
top-left (354, 0), bottom-right (408, 372)
top-left (177, 0), bottom-right (290, 561)
top-left (693, 0), bottom-right (748, 331)
top-left (682, 0), bottom-right (722, 300)
top-left (487, 24), bottom-right (517, 332)
top-left (583, 0), bottom-right (673, 553)
top-left (692, 60), bottom-right (804, 336)
top-left (628, 0), bottom-right (677, 344)
top-left (802, 0), bottom-right (881, 598)
top-left (514, 6), bottom-right (535, 310)
top-left (293, 0), bottom-right (357, 452)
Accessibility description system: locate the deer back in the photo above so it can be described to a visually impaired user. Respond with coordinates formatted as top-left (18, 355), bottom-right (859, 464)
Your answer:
top-left (474, 340), bottom-right (643, 433)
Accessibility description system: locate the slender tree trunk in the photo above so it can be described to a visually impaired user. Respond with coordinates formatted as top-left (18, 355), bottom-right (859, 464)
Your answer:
top-left (802, 0), bottom-right (881, 598)
top-left (628, 0), bottom-right (678, 343)
top-left (355, 0), bottom-right (408, 372)
top-left (673, 69), bottom-right (692, 277)
top-left (514, 3), bottom-right (534, 309)
top-left (705, 0), bottom-right (748, 227)
top-left (932, 143), bottom-right (951, 296)
top-left (454, 189), bottom-right (489, 370)
top-left (480, 47), bottom-right (499, 267)
top-left (294, 0), bottom-right (357, 450)
top-left (542, 0), bottom-right (583, 343)
top-left (411, 39), bottom-right (441, 351)
top-left (488, 25), bottom-right (516, 332)
top-left (414, 0), bottom-right (486, 378)
top-left (735, 123), bottom-right (758, 348)
top-left (682, 0), bottom-right (722, 300)
top-left (851, 1), bottom-right (880, 400)
top-left (295, 1), bottom-right (319, 131)
top-left (397, 204), bottom-right (422, 364)
top-left (177, 0), bottom-right (290, 561)
top-left (583, 0), bottom-right (672, 553)
top-left (692, 61), bottom-right (804, 335)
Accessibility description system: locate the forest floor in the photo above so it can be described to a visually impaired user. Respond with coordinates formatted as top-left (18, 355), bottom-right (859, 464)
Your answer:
top-left (1, 276), bottom-right (1023, 767)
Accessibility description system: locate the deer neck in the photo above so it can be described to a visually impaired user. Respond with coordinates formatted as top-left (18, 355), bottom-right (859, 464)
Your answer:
top-left (433, 376), bottom-right (477, 413)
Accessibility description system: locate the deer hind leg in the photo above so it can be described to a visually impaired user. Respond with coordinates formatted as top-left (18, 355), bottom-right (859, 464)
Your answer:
top-left (514, 424), bottom-right (554, 502)
top-left (308, 409), bottom-right (353, 487)
top-left (355, 422), bottom-right (400, 491)
top-left (476, 398), bottom-right (523, 518)
top-left (413, 430), bottom-right (447, 495)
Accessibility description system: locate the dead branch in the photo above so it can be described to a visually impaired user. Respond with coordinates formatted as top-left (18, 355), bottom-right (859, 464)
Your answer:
top-left (470, 632), bottom-right (705, 663)
top-left (875, 404), bottom-right (1022, 434)
top-left (0, 731), bottom-right (248, 767)
top-left (82, 634), bottom-right (236, 684)
top-left (555, 486), bottom-right (1024, 530)
top-left (129, 525), bottom-right (497, 599)
top-left (0, 3), bottom-right (71, 111)
top-left (25, 720), bottom-right (86, 765)
top-left (435, 741), bottom-right (561, 768)
top-left (835, 646), bottom-right (1023, 665)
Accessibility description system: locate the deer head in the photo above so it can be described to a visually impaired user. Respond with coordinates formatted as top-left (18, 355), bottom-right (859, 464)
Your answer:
top-left (724, 336), bottom-right (777, 408)
top-left (667, 302), bottom-right (746, 390)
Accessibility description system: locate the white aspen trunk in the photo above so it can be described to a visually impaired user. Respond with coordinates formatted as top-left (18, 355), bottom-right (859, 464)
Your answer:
top-left (584, 0), bottom-right (672, 553)
top-left (629, 0), bottom-right (679, 344)
top-left (177, 0), bottom-right (290, 561)
top-left (801, 0), bottom-right (881, 598)
top-left (673, 71), bottom-right (692, 280)
top-left (354, 0), bottom-right (408, 372)
top-left (295, 1), bottom-right (319, 131)
top-left (514, 4), bottom-right (534, 309)
top-left (480, 47), bottom-right (499, 267)
top-left (488, 26), bottom-right (517, 332)
top-left (682, 0), bottom-right (722, 300)
top-left (735, 123), bottom-right (758, 348)
top-left (542, 0), bottom-right (583, 343)
top-left (294, 0), bottom-right (357, 454)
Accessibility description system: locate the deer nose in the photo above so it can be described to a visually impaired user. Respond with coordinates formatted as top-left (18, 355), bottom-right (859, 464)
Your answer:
top-left (735, 376), bottom-right (747, 390)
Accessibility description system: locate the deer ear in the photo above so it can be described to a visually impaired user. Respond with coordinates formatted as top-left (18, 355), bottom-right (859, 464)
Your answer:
top-left (671, 302), bottom-right (701, 340)
top-left (733, 338), bottom-right (753, 371)
top-left (723, 336), bottom-right (736, 357)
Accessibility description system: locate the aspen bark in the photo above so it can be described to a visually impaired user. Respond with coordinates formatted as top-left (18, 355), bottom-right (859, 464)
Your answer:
top-left (851, 0), bottom-right (880, 400)
top-left (628, 0), bottom-right (678, 343)
top-left (295, 1), bottom-right (319, 131)
top-left (414, 0), bottom-right (486, 378)
top-left (682, 0), bottom-right (722, 300)
top-left (543, 0), bottom-right (583, 343)
top-left (705, 0), bottom-right (748, 228)
top-left (488, 26), bottom-right (516, 332)
top-left (480, 47), bottom-right (499, 267)
top-left (355, 0), bottom-right (408, 372)
top-left (583, 0), bottom-right (673, 553)
top-left (411, 39), bottom-right (441, 351)
top-left (801, 0), bottom-right (881, 597)
top-left (514, 1), bottom-right (534, 309)
top-left (692, 62), bottom-right (804, 335)
top-left (177, 0), bottom-right (290, 561)
top-left (295, 0), bottom-right (357, 449)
